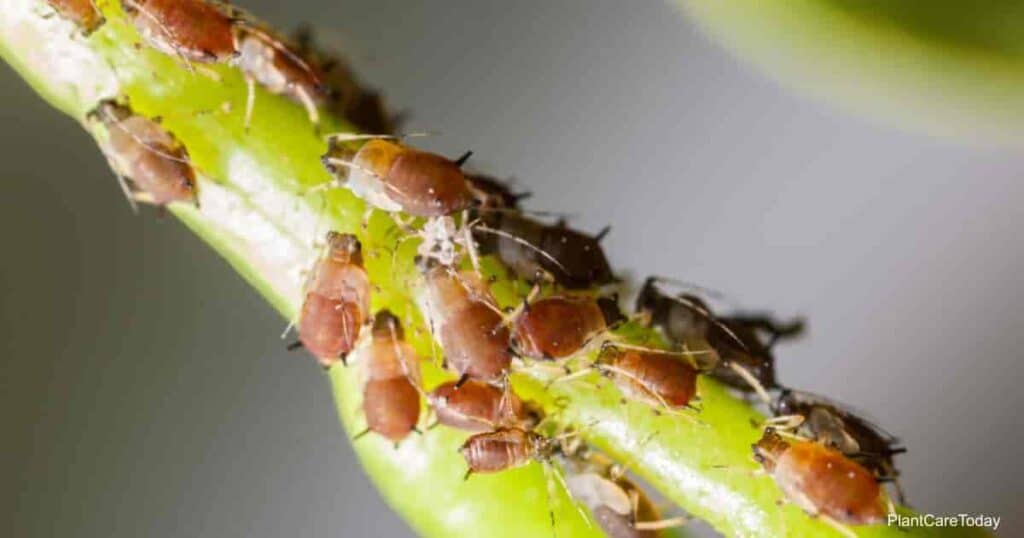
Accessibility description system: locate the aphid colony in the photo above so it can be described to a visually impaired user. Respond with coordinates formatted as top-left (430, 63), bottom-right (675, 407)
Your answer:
top-left (59, 2), bottom-right (910, 534)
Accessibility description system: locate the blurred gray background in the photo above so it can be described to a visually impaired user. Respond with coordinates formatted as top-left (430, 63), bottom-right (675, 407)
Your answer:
top-left (3, 1), bottom-right (1021, 536)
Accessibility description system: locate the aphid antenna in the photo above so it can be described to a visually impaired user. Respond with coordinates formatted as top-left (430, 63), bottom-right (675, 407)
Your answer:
top-left (644, 275), bottom-right (735, 305)
top-left (604, 341), bottom-right (717, 369)
top-left (122, 0), bottom-right (199, 74)
top-left (634, 516), bottom-right (689, 531)
top-left (470, 223), bottom-right (572, 276)
top-left (727, 361), bottom-right (774, 407)
top-left (93, 103), bottom-right (197, 167)
top-left (323, 131), bottom-right (433, 144)
top-left (111, 170), bottom-right (141, 214)
top-left (662, 291), bottom-right (752, 354)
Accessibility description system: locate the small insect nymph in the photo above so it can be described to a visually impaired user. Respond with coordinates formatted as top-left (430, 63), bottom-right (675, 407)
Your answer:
top-left (427, 379), bottom-right (530, 433)
top-left (771, 389), bottom-right (907, 503)
top-left (354, 311), bottom-right (422, 443)
top-left (87, 99), bottom-right (197, 208)
top-left (46, 0), bottom-right (105, 35)
top-left (753, 429), bottom-right (887, 532)
top-left (419, 266), bottom-right (512, 383)
top-left (472, 211), bottom-right (616, 289)
top-left (459, 427), bottom-right (554, 476)
top-left (512, 295), bottom-right (622, 360)
top-left (122, 0), bottom-right (238, 64)
top-left (595, 345), bottom-right (699, 411)
top-left (321, 136), bottom-right (475, 218)
top-left (297, 232), bottom-right (371, 367)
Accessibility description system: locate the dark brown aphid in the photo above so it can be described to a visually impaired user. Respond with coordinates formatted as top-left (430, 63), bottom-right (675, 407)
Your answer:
top-left (512, 295), bottom-right (621, 360)
top-left (47, 0), bottom-right (105, 35)
top-left (753, 430), bottom-right (887, 530)
top-left (636, 277), bottom-right (803, 395)
top-left (420, 266), bottom-right (512, 382)
top-left (122, 0), bottom-right (238, 64)
top-left (472, 211), bottom-right (615, 289)
top-left (87, 99), bottom-right (197, 208)
top-left (772, 389), bottom-right (906, 503)
top-left (355, 311), bottom-right (422, 443)
top-left (596, 346), bottom-right (698, 411)
top-left (427, 379), bottom-right (529, 433)
top-left (297, 232), bottom-right (371, 367)
top-left (322, 137), bottom-right (475, 218)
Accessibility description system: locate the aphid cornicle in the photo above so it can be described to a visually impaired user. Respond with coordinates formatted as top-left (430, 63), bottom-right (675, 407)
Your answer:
top-left (420, 266), bottom-right (512, 383)
top-left (426, 379), bottom-right (527, 433)
top-left (297, 232), bottom-right (371, 367)
top-left (772, 389), bottom-right (907, 502)
top-left (47, 0), bottom-right (105, 35)
top-left (596, 346), bottom-right (699, 411)
top-left (87, 100), bottom-right (197, 207)
top-left (472, 211), bottom-right (616, 289)
top-left (512, 295), bottom-right (622, 360)
top-left (321, 137), bottom-right (475, 218)
top-left (636, 277), bottom-right (803, 395)
top-left (355, 311), bottom-right (422, 443)
top-left (753, 430), bottom-right (887, 528)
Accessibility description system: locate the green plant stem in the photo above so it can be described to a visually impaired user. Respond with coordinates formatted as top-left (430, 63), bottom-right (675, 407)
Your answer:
top-left (0, 1), bottom-right (988, 537)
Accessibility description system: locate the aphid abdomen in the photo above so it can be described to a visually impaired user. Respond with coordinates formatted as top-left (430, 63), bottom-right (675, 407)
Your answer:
top-left (123, 0), bottom-right (237, 63)
top-left (363, 339), bottom-right (422, 383)
top-left (610, 351), bottom-right (698, 409)
top-left (440, 301), bottom-right (512, 381)
top-left (428, 380), bottom-right (522, 432)
top-left (384, 151), bottom-right (473, 217)
top-left (460, 428), bottom-right (537, 474)
top-left (363, 377), bottom-right (421, 442)
top-left (47, 0), bottom-right (105, 35)
top-left (537, 226), bottom-right (615, 289)
top-left (514, 296), bottom-right (606, 359)
top-left (297, 292), bottom-right (362, 366)
top-left (775, 442), bottom-right (886, 525)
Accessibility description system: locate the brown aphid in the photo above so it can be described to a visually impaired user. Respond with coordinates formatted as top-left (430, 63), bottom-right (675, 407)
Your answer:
top-left (466, 174), bottom-right (530, 210)
top-left (772, 389), bottom-right (906, 503)
top-left (356, 311), bottom-right (423, 443)
top-left (427, 379), bottom-right (526, 432)
top-left (121, 0), bottom-right (238, 64)
top-left (512, 295), bottom-right (621, 360)
top-left (87, 100), bottom-right (197, 207)
top-left (460, 427), bottom-right (555, 476)
top-left (322, 137), bottom-right (475, 218)
top-left (47, 0), bottom-right (105, 35)
top-left (597, 346), bottom-right (698, 411)
top-left (636, 277), bottom-right (803, 395)
top-left (753, 430), bottom-right (887, 527)
top-left (420, 266), bottom-right (512, 383)
top-left (297, 232), bottom-right (371, 367)
top-left (472, 211), bottom-right (615, 289)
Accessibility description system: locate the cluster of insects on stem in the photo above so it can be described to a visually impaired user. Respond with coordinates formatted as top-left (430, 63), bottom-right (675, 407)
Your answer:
top-left (51, 1), bottom-right (912, 536)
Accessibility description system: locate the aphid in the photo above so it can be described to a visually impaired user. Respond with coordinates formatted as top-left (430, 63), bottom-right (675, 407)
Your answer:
top-left (562, 454), bottom-right (685, 538)
top-left (297, 232), bottom-right (371, 367)
top-left (589, 345), bottom-right (699, 412)
top-left (419, 266), bottom-right (511, 383)
top-left (426, 379), bottom-right (530, 432)
top-left (87, 99), bottom-right (197, 208)
top-left (46, 0), bottom-right (105, 35)
top-left (753, 429), bottom-right (887, 533)
top-left (636, 277), bottom-right (803, 396)
top-left (512, 295), bottom-right (622, 360)
top-left (321, 136), bottom-right (475, 218)
top-left (460, 427), bottom-right (554, 476)
top-left (771, 389), bottom-right (906, 503)
top-left (472, 211), bottom-right (615, 289)
top-left (122, 0), bottom-right (327, 128)
top-left (355, 310), bottom-right (423, 443)
top-left (121, 0), bottom-right (238, 64)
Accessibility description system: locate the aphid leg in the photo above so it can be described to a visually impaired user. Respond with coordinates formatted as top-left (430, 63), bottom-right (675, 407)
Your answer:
top-left (763, 414), bottom-right (805, 431)
top-left (727, 362), bottom-right (773, 406)
top-left (634, 517), bottom-right (689, 531)
top-left (243, 75), bottom-right (256, 131)
top-left (286, 341), bottom-right (304, 351)
top-left (295, 85), bottom-right (321, 134)
top-left (454, 373), bottom-right (470, 389)
top-left (131, 191), bottom-right (157, 206)
top-left (113, 173), bottom-right (140, 214)
top-left (352, 428), bottom-right (371, 441)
